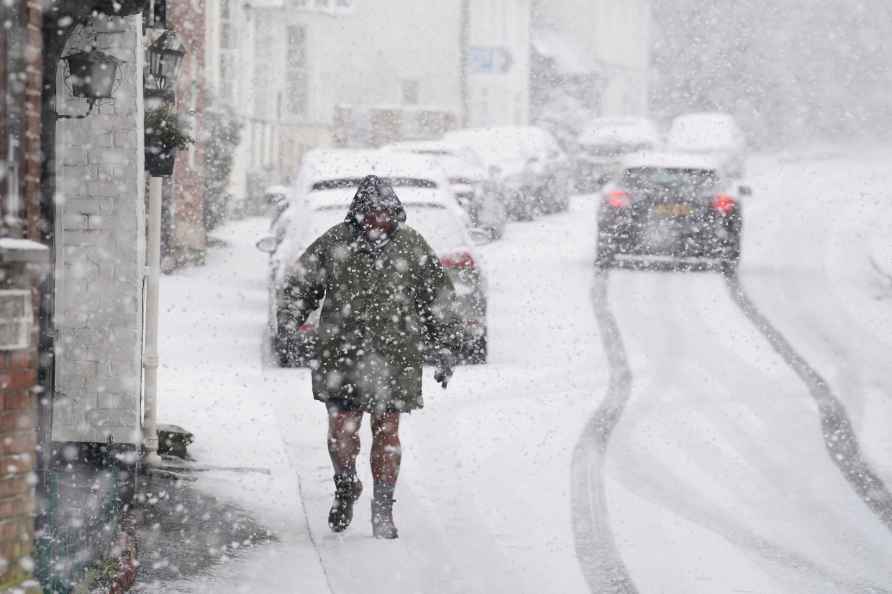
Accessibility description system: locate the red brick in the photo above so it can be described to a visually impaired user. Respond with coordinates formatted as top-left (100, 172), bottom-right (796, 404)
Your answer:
top-left (9, 351), bottom-right (35, 370)
top-left (2, 390), bottom-right (34, 411)
top-left (0, 496), bottom-right (32, 518)
top-left (0, 453), bottom-right (33, 476)
top-left (0, 476), bottom-right (28, 500)
top-left (0, 432), bottom-right (35, 456)
top-left (0, 518), bottom-right (23, 541)
top-left (0, 412), bottom-right (35, 432)
top-left (0, 369), bottom-right (36, 391)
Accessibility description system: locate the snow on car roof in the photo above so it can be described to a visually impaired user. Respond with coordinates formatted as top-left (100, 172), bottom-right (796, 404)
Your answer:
top-left (298, 149), bottom-right (449, 189)
top-left (668, 112), bottom-right (742, 148)
top-left (381, 141), bottom-right (460, 155)
top-left (622, 151), bottom-right (722, 171)
top-left (579, 118), bottom-right (659, 145)
top-left (264, 185), bottom-right (290, 195)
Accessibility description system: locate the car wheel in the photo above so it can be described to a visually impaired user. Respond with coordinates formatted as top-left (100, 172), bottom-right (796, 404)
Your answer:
top-left (275, 332), bottom-right (299, 367)
top-left (720, 233), bottom-right (741, 276)
top-left (596, 236), bottom-right (615, 269)
top-left (464, 334), bottom-right (488, 364)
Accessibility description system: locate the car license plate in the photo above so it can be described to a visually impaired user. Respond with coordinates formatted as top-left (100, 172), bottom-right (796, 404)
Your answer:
top-left (653, 203), bottom-right (691, 217)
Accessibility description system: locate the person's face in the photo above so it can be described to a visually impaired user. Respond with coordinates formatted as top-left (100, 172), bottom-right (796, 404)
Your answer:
top-left (362, 208), bottom-right (396, 240)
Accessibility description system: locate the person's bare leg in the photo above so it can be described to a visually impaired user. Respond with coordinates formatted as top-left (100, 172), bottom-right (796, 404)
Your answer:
top-left (328, 409), bottom-right (363, 475)
top-left (371, 413), bottom-right (401, 484)
top-left (370, 412), bottom-right (401, 538)
top-left (327, 409), bottom-right (364, 532)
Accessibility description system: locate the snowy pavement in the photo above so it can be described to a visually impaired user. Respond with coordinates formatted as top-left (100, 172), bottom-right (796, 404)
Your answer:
top-left (146, 147), bottom-right (892, 593)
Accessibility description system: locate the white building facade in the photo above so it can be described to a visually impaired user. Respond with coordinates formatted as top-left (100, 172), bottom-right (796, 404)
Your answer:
top-left (241, 0), bottom-right (464, 185)
top-left (206, 0), bottom-right (259, 204)
top-left (466, 0), bottom-right (533, 127)
top-left (534, 0), bottom-right (651, 116)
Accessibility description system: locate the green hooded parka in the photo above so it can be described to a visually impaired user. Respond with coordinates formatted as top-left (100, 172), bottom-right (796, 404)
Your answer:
top-left (279, 175), bottom-right (461, 413)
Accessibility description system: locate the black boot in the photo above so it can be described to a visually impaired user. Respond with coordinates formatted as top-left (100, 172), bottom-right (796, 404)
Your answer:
top-left (371, 483), bottom-right (398, 539)
top-left (329, 473), bottom-right (363, 533)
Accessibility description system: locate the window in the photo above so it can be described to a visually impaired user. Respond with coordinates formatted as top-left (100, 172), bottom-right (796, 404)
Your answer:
top-left (219, 0), bottom-right (237, 104)
top-left (221, 23), bottom-right (237, 50)
top-left (220, 53), bottom-right (236, 104)
top-left (401, 80), bottom-right (419, 105)
top-left (0, 291), bottom-right (32, 351)
top-left (286, 26), bottom-right (309, 117)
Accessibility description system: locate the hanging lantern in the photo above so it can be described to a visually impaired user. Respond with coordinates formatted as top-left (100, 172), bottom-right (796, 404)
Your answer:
top-left (146, 30), bottom-right (186, 92)
top-left (63, 49), bottom-right (122, 101)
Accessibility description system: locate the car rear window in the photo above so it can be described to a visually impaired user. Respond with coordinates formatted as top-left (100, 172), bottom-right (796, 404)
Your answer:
top-left (623, 167), bottom-right (720, 192)
top-left (310, 203), bottom-right (466, 254)
top-left (311, 177), bottom-right (437, 191)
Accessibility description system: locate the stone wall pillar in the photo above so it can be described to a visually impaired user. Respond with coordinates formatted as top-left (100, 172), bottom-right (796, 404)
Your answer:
top-left (0, 242), bottom-right (47, 593)
top-left (52, 15), bottom-right (146, 445)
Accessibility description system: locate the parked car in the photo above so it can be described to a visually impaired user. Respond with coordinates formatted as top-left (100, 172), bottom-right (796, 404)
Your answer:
top-left (575, 117), bottom-right (660, 192)
top-left (264, 184), bottom-right (291, 219)
top-left (257, 149), bottom-right (489, 367)
top-left (595, 152), bottom-right (751, 273)
top-left (381, 141), bottom-right (508, 239)
top-left (667, 112), bottom-right (747, 179)
top-left (444, 126), bottom-right (572, 220)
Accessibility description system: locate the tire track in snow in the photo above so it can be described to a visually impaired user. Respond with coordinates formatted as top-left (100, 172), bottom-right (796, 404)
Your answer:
top-left (725, 272), bottom-right (892, 534)
top-left (570, 269), bottom-right (638, 594)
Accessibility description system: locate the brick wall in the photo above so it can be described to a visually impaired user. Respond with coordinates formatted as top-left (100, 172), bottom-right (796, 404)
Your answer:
top-left (0, 1), bottom-right (45, 590)
top-left (169, 0), bottom-right (208, 262)
top-left (0, 249), bottom-right (46, 592)
top-left (52, 15), bottom-right (146, 445)
top-left (0, 336), bottom-right (39, 589)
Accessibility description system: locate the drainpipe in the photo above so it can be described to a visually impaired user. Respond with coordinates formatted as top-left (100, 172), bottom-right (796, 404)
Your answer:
top-left (143, 175), bottom-right (163, 466)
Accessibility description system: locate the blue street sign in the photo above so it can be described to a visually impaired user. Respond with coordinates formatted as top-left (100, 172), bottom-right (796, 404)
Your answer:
top-left (468, 46), bottom-right (514, 74)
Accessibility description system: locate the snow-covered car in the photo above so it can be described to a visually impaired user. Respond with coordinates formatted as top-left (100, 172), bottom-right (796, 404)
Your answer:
top-left (667, 112), bottom-right (747, 179)
top-left (575, 117), bottom-right (660, 191)
top-left (264, 184), bottom-right (291, 219)
top-left (444, 126), bottom-right (572, 220)
top-left (257, 150), bottom-right (489, 367)
top-left (381, 141), bottom-right (508, 240)
top-left (596, 152), bottom-right (752, 272)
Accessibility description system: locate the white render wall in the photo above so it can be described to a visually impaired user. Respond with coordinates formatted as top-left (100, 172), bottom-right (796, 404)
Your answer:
top-left (537, 0), bottom-right (650, 116)
top-left (252, 1), bottom-right (462, 164)
top-left (467, 0), bottom-right (532, 127)
top-left (206, 0), bottom-right (258, 202)
top-left (52, 16), bottom-right (145, 445)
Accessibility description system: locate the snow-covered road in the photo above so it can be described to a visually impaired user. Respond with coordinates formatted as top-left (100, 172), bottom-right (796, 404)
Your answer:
top-left (147, 147), bottom-right (892, 593)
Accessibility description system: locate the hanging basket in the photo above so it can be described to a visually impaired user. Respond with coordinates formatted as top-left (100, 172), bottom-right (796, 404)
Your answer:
top-left (145, 143), bottom-right (177, 177)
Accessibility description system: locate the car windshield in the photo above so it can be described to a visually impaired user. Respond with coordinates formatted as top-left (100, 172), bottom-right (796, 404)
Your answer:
top-left (311, 177), bottom-right (437, 191)
top-left (623, 167), bottom-right (720, 192)
top-left (583, 143), bottom-right (650, 156)
top-left (309, 203), bottom-right (466, 254)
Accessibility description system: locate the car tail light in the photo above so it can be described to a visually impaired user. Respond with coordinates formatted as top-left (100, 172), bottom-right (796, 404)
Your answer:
top-left (712, 194), bottom-right (737, 215)
top-left (440, 251), bottom-right (476, 269)
top-left (606, 190), bottom-right (631, 208)
top-left (298, 323), bottom-right (315, 333)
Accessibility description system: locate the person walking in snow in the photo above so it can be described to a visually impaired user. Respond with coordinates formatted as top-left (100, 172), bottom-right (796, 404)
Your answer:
top-left (278, 175), bottom-right (460, 539)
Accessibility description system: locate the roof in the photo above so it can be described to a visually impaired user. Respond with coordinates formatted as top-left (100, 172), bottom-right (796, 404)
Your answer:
top-left (532, 28), bottom-right (592, 75)
top-left (621, 151), bottom-right (722, 171)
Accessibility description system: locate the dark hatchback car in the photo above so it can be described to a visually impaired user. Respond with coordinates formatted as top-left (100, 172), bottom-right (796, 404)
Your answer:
top-left (596, 153), bottom-right (750, 272)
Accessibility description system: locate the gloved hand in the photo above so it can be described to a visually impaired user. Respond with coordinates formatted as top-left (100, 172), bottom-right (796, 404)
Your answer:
top-left (433, 349), bottom-right (455, 389)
